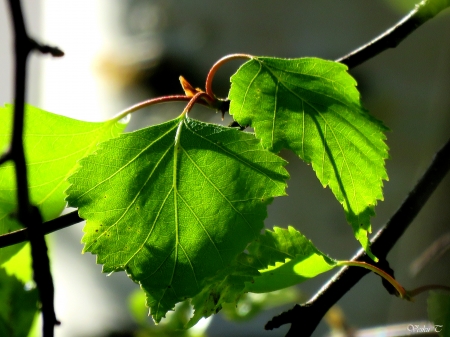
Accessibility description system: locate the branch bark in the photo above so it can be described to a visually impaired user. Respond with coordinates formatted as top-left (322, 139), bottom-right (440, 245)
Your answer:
top-left (337, 0), bottom-right (450, 68)
top-left (4, 1), bottom-right (63, 336)
top-left (266, 138), bottom-right (450, 335)
top-left (0, 211), bottom-right (82, 249)
top-left (264, 1), bottom-right (450, 334)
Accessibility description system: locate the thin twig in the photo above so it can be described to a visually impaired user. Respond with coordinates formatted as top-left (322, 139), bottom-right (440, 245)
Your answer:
top-left (4, 0), bottom-right (63, 335)
top-left (265, 137), bottom-right (450, 336)
top-left (31, 39), bottom-right (64, 57)
top-left (337, 0), bottom-right (450, 68)
top-left (264, 1), bottom-right (450, 334)
top-left (0, 211), bottom-right (82, 249)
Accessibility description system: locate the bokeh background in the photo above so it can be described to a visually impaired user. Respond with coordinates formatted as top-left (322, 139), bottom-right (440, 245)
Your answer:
top-left (1, 1), bottom-right (449, 336)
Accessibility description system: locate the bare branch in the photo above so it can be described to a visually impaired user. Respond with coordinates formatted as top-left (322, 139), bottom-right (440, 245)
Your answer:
top-left (4, 1), bottom-right (64, 335)
top-left (31, 39), bottom-right (65, 57)
top-left (0, 211), bottom-right (82, 249)
top-left (264, 1), bottom-right (450, 334)
top-left (266, 137), bottom-right (450, 336)
top-left (337, 0), bottom-right (450, 68)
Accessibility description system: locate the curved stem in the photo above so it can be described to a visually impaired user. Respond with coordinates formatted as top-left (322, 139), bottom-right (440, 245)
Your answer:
top-left (408, 284), bottom-right (450, 297)
top-left (205, 54), bottom-right (253, 98)
top-left (182, 92), bottom-right (212, 117)
top-left (336, 261), bottom-right (410, 300)
top-left (109, 95), bottom-right (195, 123)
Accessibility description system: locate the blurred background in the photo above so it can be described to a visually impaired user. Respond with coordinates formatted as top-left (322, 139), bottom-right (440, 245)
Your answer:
top-left (1, 0), bottom-right (449, 336)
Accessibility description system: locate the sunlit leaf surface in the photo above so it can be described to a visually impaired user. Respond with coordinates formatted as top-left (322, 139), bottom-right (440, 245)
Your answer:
top-left (230, 57), bottom-right (389, 258)
top-left (245, 226), bottom-right (336, 293)
top-left (0, 104), bottom-right (127, 263)
top-left (67, 115), bottom-right (288, 322)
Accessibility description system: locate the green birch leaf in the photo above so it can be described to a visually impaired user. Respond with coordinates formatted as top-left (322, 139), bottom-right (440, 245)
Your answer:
top-left (245, 226), bottom-right (337, 293)
top-left (0, 104), bottom-right (127, 264)
top-left (0, 268), bottom-right (38, 337)
top-left (66, 115), bottom-right (288, 323)
top-left (428, 291), bottom-right (450, 337)
top-left (229, 57), bottom-right (389, 259)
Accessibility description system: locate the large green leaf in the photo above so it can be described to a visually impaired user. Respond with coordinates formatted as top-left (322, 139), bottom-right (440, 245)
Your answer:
top-left (428, 291), bottom-right (450, 337)
top-left (66, 115), bottom-right (288, 322)
top-left (0, 104), bottom-right (127, 263)
top-left (229, 57), bottom-right (389, 259)
top-left (245, 226), bottom-right (336, 293)
top-left (0, 268), bottom-right (38, 337)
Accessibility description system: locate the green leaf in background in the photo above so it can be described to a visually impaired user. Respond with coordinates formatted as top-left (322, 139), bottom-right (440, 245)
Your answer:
top-left (0, 104), bottom-right (128, 264)
top-left (220, 287), bottom-right (303, 322)
top-left (0, 268), bottom-right (38, 337)
top-left (66, 115), bottom-right (288, 323)
top-left (428, 291), bottom-right (450, 337)
top-left (2, 243), bottom-right (33, 285)
top-left (2, 243), bottom-right (38, 337)
top-left (245, 226), bottom-right (337, 293)
top-left (129, 289), bottom-right (207, 336)
top-left (229, 57), bottom-right (389, 259)
top-left (187, 252), bottom-right (259, 328)
top-left (188, 226), bottom-right (336, 323)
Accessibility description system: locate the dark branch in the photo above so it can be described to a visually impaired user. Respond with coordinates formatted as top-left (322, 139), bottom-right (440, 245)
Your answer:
top-left (0, 211), bottom-right (83, 249)
top-left (266, 137), bottom-right (450, 335)
top-left (337, 0), bottom-right (450, 68)
top-left (31, 39), bottom-right (65, 57)
top-left (5, 1), bottom-right (63, 335)
top-left (264, 1), bottom-right (450, 334)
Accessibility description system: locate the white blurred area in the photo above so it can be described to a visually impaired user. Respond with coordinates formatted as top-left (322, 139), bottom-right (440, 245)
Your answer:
top-left (40, 0), bottom-right (121, 121)
top-left (1, 1), bottom-right (138, 336)
top-left (40, 1), bottom-right (138, 336)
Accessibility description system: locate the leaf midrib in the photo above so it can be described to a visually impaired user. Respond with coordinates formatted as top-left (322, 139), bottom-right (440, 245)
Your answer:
top-left (183, 119), bottom-right (285, 196)
top-left (255, 61), bottom-right (359, 213)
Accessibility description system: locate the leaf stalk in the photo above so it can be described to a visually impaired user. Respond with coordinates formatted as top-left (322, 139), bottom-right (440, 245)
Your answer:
top-left (408, 284), bottom-right (450, 297)
top-left (336, 260), bottom-right (410, 300)
top-left (205, 54), bottom-right (253, 98)
top-left (109, 95), bottom-right (195, 122)
top-left (182, 92), bottom-right (212, 117)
